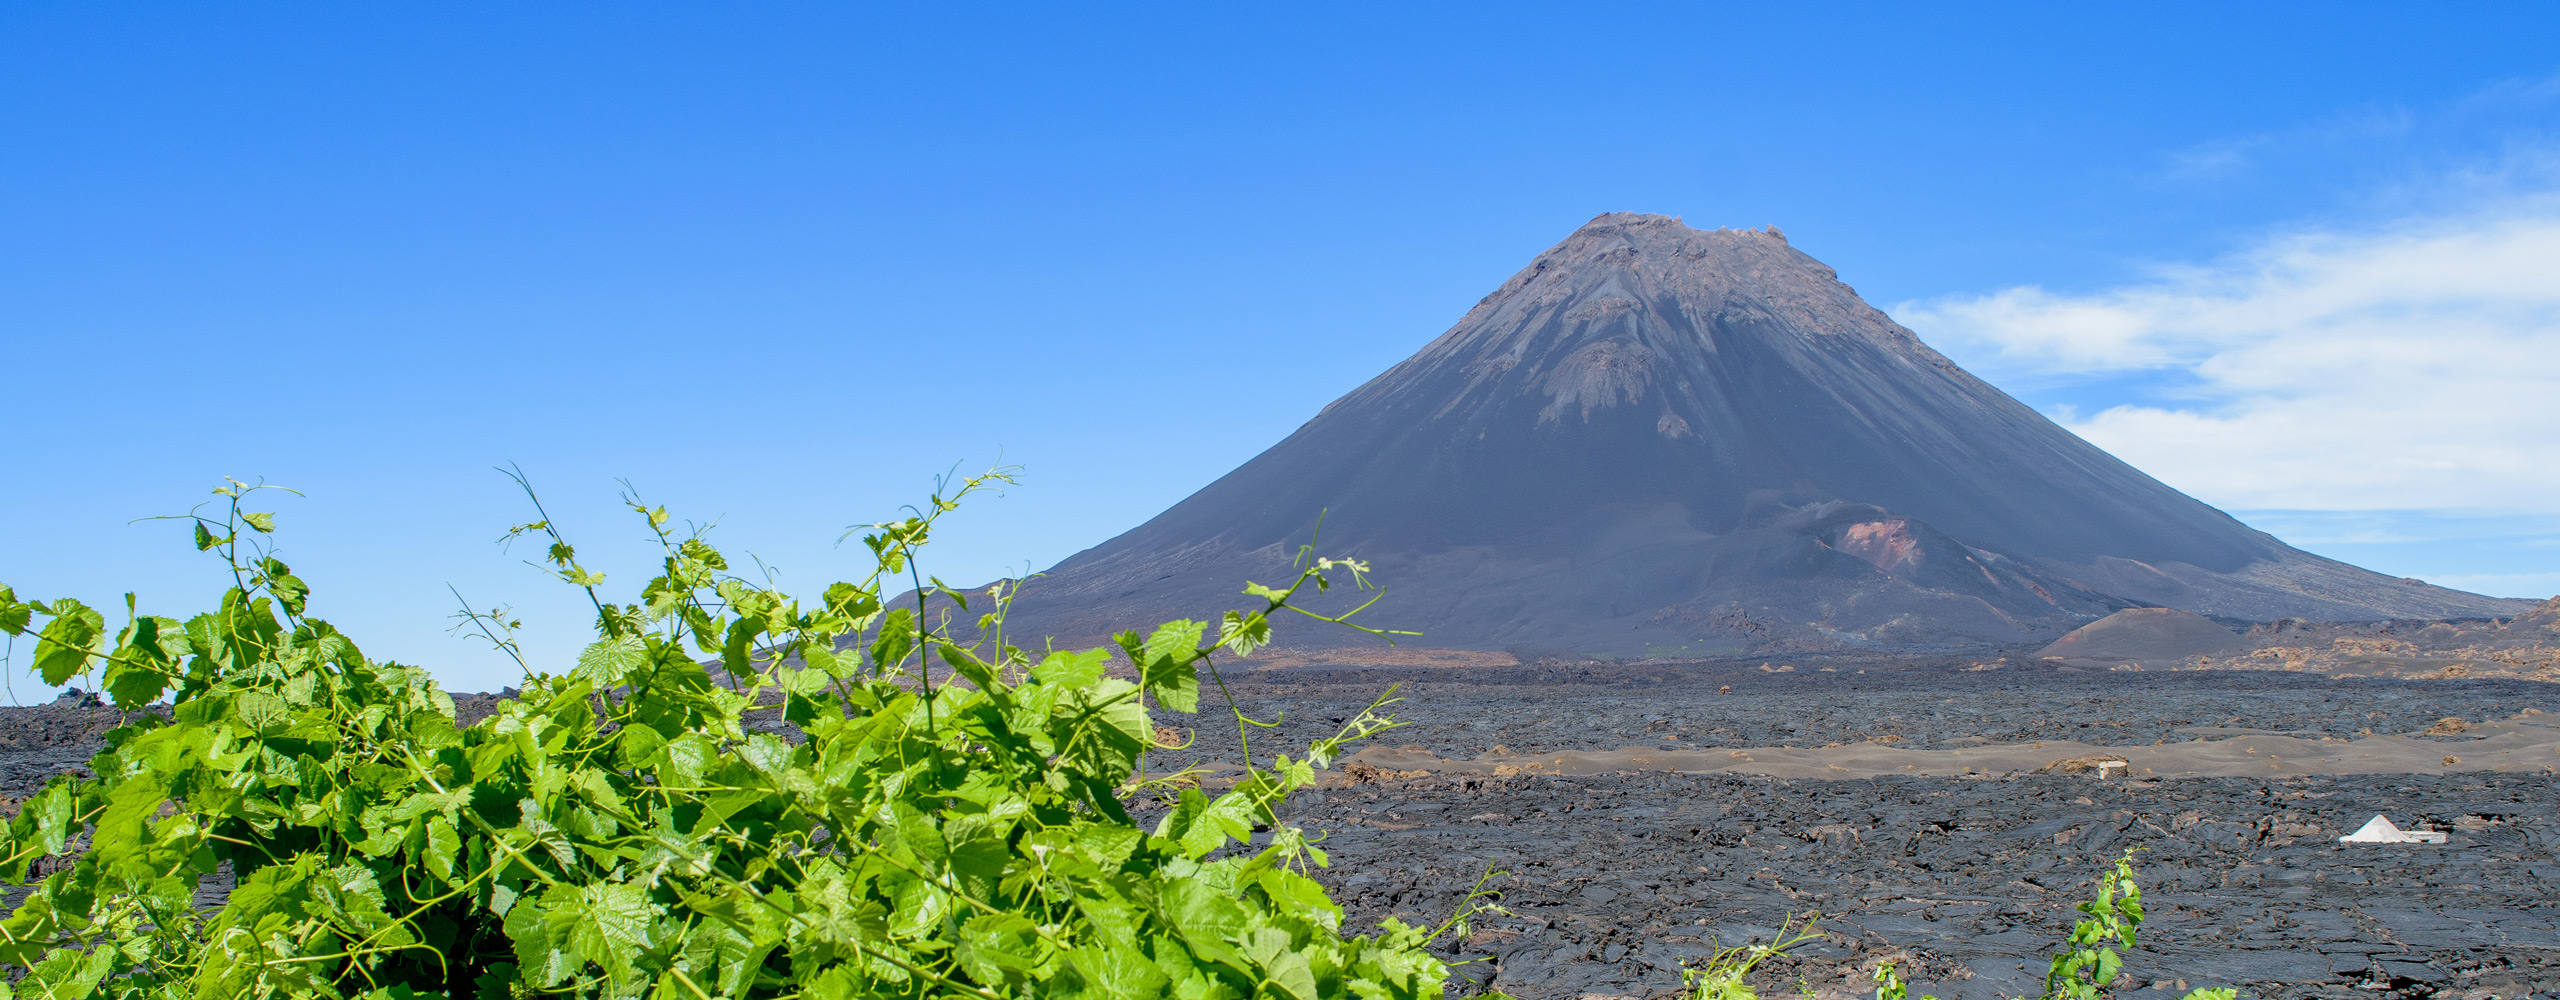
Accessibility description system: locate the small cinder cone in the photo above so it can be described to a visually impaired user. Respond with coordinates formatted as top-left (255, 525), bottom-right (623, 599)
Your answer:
top-left (2339, 814), bottom-right (2446, 844)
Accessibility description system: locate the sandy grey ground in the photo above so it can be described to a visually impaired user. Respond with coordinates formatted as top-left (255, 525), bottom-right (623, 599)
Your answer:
top-left (1143, 660), bottom-right (2559, 766)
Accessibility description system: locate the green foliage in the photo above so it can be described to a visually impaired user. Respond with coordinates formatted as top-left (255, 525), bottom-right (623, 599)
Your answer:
top-left (2044, 852), bottom-right (2144, 1000)
top-left (0, 473), bottom-right (1475, 999)
top-left (1680, 913), bottom-right (1823, 1000)
top-left (1869, 853), bottom-right (2237, 1000)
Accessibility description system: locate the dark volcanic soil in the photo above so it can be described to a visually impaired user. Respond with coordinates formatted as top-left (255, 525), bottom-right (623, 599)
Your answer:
top-left (0, 703), bottom-right (134, 797)
top-left (1144, 661), bottom-right (2560, 765)
top-left (6, 665), bottom-right (2554, 999)
top-left (1147, 664), bottom-right (2560, 1000)
top-left (1295, 768), bottom-right (2554, 1000)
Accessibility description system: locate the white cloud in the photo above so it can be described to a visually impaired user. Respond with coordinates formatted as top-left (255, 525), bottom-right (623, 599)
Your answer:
top-left (1895, 205), bottom-right (2560, 512)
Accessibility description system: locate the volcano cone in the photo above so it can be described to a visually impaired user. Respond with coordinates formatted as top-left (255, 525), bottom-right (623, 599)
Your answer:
top-left (994, 214), bottom-right (2528, 657)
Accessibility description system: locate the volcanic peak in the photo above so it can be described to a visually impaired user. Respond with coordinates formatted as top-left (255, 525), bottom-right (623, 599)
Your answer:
top-left (986, 213), bottom-right (2532, 655)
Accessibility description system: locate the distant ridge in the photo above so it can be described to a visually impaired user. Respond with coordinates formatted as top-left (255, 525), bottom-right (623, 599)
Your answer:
top-left (990, 213), bottom-right (2531, 657)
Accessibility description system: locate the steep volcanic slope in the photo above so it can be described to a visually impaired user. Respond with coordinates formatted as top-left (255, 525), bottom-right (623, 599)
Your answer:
top-left (997, 214), bottom-right (2530, 655)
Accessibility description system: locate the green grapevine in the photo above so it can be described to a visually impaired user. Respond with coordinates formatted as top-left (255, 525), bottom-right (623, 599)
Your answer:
top-left (0, 474), bottom-right (1473, 999)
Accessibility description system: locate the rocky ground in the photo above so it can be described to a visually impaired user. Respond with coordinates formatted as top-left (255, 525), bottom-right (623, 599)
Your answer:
top-left (4, 662), bottom-right (2555, 1000)
top-left (2027, 597), bottom-right (2560, 684)
top-left (1293, 767), bottom-right (2554, 1000)
top-left (2197, 607), bottom-right (2560, 683)
top-left (1145, 658), bottom-right (2560, 765)
top-left (1151, 662), bottom-right (2560, 1000)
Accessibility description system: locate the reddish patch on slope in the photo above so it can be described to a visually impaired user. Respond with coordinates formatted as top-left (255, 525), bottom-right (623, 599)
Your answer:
top-left (1836, 519), bottom-right (1922, 574)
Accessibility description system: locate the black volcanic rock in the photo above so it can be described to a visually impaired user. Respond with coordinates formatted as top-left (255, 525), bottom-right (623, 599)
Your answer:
top-left (996, 214), bottom-right (2531, 656)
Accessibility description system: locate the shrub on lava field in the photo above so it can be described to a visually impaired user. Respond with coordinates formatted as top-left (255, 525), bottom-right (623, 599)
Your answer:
top-left (1867, 853), bottom-right (2232, 1000)
top-left (0, 474), bottom-right (1483, 999)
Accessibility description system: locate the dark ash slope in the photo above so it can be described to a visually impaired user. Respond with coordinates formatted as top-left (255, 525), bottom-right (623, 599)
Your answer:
top-left (996, 214), bottom-right (2527, 655)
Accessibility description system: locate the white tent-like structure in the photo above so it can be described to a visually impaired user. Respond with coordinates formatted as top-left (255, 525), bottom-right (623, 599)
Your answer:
top-left (2338, 815), bottom-right (2446, 844)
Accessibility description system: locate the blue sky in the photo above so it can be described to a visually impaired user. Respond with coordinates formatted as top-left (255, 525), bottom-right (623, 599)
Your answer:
top-left (6, 4), bottom-right (2557, 694)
